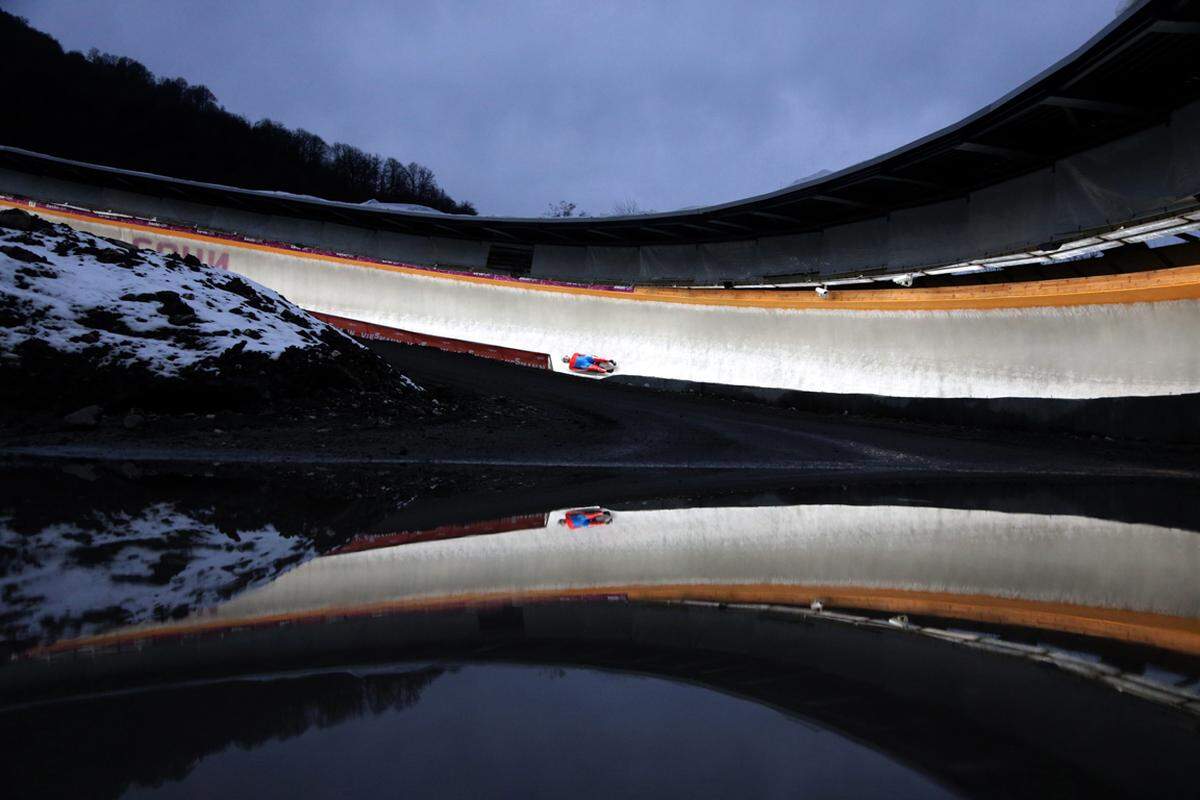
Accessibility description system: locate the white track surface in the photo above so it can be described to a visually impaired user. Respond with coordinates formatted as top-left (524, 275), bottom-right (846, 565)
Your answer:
top-left (41, 213), bottom-right (1200, 399)
top-left (213, 505), bottom-right (1200, 620)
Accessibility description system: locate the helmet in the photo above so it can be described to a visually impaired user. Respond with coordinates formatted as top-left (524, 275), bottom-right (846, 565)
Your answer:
top-left (561, 355), bottom-right (570, 363)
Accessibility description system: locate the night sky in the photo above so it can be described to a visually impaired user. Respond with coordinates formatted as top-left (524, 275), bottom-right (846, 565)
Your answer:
top-left (5, 0), bottom-right (1122, 216)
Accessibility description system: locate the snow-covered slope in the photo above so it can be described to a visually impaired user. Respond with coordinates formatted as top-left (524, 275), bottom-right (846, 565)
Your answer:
top-left (0, 209), bottom-right (420, 411)
top-left (2, 216), bottom-right (331, 374)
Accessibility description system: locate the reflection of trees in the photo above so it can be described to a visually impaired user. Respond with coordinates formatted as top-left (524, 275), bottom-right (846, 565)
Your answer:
top-left (2, 666), bottom-right (446, 798)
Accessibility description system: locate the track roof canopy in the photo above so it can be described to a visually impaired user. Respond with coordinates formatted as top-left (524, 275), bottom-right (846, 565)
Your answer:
top-left (2, 0), bottom-right (1199, 248)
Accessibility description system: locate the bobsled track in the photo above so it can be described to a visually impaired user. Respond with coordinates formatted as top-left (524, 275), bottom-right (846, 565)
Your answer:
top-left (7, 193), bottom-right (1200, 442)
top-left (3, 0), bottom-right (1200, 438)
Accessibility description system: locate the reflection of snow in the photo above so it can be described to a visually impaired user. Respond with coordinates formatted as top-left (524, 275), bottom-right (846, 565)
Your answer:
top-left (0, 504), bottom-right (315, 644)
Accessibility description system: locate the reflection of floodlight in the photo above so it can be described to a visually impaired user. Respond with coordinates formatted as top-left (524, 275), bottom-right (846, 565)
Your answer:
top-left (892, 273), bottom-right (914, 287)
top-left (815, 286), bottom-right (829, 298)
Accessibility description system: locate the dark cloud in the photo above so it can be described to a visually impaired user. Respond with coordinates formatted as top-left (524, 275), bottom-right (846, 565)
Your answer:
top-left (4, 0), bottom-right (1118, 215)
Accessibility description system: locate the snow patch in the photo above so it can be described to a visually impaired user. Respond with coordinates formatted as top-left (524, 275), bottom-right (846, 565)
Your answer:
top-left (360, 199), bottom-right (448, 215)
top-left (0, 215), bottom-right (386, 378)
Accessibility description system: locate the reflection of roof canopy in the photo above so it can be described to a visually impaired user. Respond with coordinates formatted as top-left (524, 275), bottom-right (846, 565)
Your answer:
top-left (5, 601), bottom-right (1198, 799)
top-left (2, 1), bottom-right (1199, 249)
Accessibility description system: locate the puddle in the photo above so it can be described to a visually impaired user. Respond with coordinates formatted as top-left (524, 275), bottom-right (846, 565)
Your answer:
top-left (1, 458), bottom-right (1198, 797)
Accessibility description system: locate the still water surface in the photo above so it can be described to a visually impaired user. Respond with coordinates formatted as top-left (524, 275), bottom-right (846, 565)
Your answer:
top-left (1, 460), bottom-right (1197, 797)
top-left (108, 664), bottom-right (954, 800)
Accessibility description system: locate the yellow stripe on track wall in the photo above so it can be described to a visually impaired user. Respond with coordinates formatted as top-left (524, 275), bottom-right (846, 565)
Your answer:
top-left (8, 198), bottom-right (1200, 312)
top-left (12, 198), bottom-right (1200, 399)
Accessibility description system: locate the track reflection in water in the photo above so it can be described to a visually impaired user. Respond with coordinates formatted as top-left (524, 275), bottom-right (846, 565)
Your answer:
top-left (1, 463), bottom-right (1198, 798)
top-left (206, 503), bottom-right (1200, 652)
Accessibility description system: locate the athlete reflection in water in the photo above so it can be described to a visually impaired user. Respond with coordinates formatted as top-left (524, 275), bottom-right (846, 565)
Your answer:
top-left (558, 508), bottom-right (614, 530)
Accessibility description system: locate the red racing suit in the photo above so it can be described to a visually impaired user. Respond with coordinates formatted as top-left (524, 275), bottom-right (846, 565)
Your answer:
top-left (562, 510), bottom-right (612, 529)
top-left (568, 353), bottom-right (612, 373)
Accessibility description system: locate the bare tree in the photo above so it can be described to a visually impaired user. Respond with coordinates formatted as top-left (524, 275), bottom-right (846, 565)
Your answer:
top-left (407, 162), bottom-right (437, 199)
top-left (545, 201), bottom-right (587, 218)
top-left (612, 198), bottom-right (651, 216)
top-left (293, 129), bottom-right (329, 169)
top-left (379, 157), bottom-right (409, 196)
top-left (330, 143), bottom-right (381, 196)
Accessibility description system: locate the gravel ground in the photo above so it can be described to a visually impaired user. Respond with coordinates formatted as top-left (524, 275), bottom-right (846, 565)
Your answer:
top-left (2, 337), bottom-right (1197, 485)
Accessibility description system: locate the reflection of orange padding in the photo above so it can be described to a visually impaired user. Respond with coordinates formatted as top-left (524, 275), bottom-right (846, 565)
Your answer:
top-left (330, 513), bottom-right (550, 555)
top-left (615, 584), bottom-right (1200, 655)
top-left (27, 582), bottom-right (1200, 660)
top-left (310, 311), bottom-right (551, 369)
